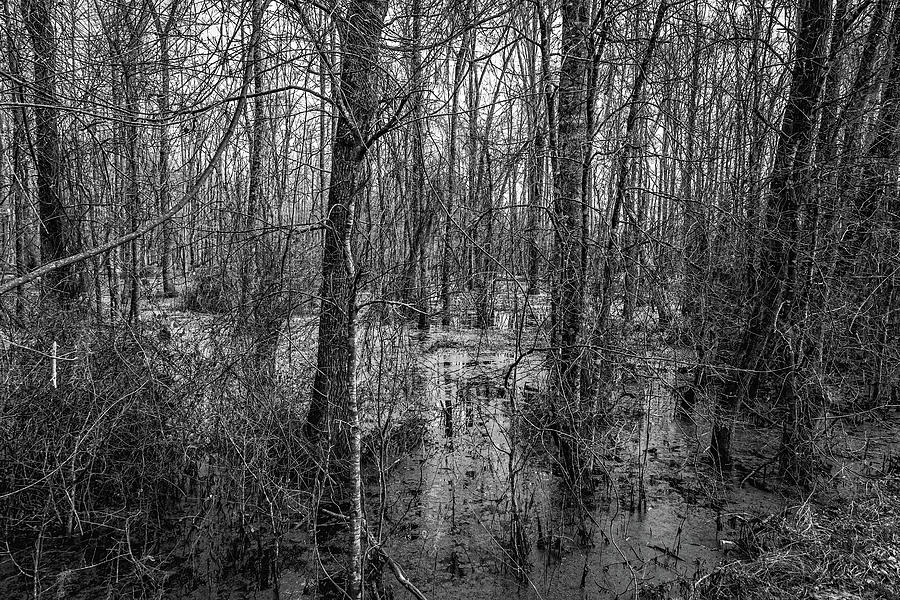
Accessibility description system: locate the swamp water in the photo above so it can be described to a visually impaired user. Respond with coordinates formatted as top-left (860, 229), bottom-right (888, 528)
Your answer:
top-left (359, 333), bottom-right (774, 599)
top-left (264, 323), bottom-right (810, 600)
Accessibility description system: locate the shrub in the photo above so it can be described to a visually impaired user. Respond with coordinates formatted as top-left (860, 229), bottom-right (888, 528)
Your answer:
top-left (181, 268), bottom-right (236, 314)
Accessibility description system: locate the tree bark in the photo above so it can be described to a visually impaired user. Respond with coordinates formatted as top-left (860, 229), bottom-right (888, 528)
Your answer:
top-left (399, 0), bottom-right (430, 328)
top-left (244, 0), bottom-right (285, 370)
top-left (121, 3), bottom-right (148, 322)
top-left (525, 15), bottom-right (547, 295)
top-left (712, 0), bottom-right (831, 472)
top-left (440, 35), bottom-right (469, 327)
top-left (550, 0), bottom-right (590, 483)
top-left (154, 1), bottom-right (179, 298)
top-left (594, 0), bottom-right (669, 334)
top-left (681, 10), bottom-right (706, 320)
top-left (4, 4), bottom-right (30, 316)
top-left (301, 0), bottom-right (389, 595)
top-left (22, 0), bottom-right (81, 303)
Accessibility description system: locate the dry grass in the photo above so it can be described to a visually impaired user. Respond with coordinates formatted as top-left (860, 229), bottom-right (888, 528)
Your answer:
top-left (694, 475), bottom-right (900, 600)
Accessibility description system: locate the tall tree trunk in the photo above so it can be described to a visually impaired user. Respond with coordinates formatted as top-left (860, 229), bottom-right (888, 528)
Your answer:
top-left (22, 0), bottom-right (81, 303)
top-left (465, 30), bottom-right (479, 294)
top-left (799, 0), bottom-right (888, 424)
top-left (302, 0), bottom-right (389, 595)
top-left (440, 36), bottom-right (469, 326)
top-left (525, 19), bottom-right (546, 294)
top-left (581, 0), bottom-right (609, 299)
top-left (550, 0), bottom-right (590, 483)
top-left (400, 0), bottom-right (430, 328)
top-left (474, 148), bottom-right (494, 328)
top-left (840, 0), bottom-right (893, 247)
top-left (594, 0), bottom-right (669, 334)
top-left (4, 5), bottom-right (29, 316)
top-left (245, 0), bottom-right (283, 370)
top-left (243, 0), bottom-right (266, 312)
top-left (711, 0), bottom-right (831, 473)
top-left (742, 0), bottom-right (779, 303)
top-left (121, 1), bottom-right (148, 322)
top-left (414, 5), bottom-right (430, 329)
top-left (154, 2), bottom-right (179, 298)
top-left (845, 1), bottom-right (900, 407)
top-left (316, 11), bottom-right (331, 220)
top-left (471, 48), bottom-right (512, 329)
top-left (682, 11), bottom-right (706, 320)
top-left (525, 138), bottom-right (544, 293)
top-left (680, 6), bottom-right (710, 407)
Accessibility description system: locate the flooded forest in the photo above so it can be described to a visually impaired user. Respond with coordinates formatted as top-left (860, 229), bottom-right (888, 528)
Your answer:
top-left (1, 0), bottom-right (899, 597)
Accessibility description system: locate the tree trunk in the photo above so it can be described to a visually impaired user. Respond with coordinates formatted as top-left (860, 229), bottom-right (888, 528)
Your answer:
top-left (4, 8), bottom-right (30, 316)
top-left (712, 0), bottom-right (831, 472)
top-left (440, 37), bottom-right (469, 327)
top-left (465, 31), bottom-right (479, 295)
top-left (471, 47), bottom-right (512, 329)
top-left (550, 0), bottom-right (590, 483)
top-left (474, 148), bottom-right (494, 328)
top-left (22, 0), bottom-right (81, 303)
top-left (245, 0), bottom-right (284, 370)
top-left (525, 20), bottom-right (546, 295)
top-left (399, 0), bottom-right (430, 328)
top-left (682, 11), bottom-right (706, 320)
top-left (742, 0), bottom-right (779, 303)
top-left (120, 2), bottom-right (148, 322)
top-left (843, 1), bottom-right (900, 408)
top-left (595, 0), bottom-right (669, 335)
top-left (154, 2), bottom-right (179, 298)
top-left (302, 0), bottom-right (389, 595)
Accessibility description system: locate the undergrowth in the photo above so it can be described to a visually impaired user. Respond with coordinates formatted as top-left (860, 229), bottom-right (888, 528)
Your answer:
top-left (694, 474), bottom-right (900, 600)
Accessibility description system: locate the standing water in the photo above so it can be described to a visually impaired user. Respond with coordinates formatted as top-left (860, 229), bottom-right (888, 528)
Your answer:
top-left (354, 326), bottom-right (782, 600)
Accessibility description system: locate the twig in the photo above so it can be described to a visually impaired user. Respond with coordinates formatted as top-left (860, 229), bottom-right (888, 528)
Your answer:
top-left (317, 508), bottom-right (429, 600)
top-left (367, 538), bottom-right (429, 600)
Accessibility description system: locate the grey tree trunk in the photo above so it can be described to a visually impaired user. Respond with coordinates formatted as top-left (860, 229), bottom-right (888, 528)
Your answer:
top-left (595, 0), bottom-right (669, 334)
top-left (22, 0), bottom-right (81, 303)
top-left (399, 0), bottom-right (430, 328)
top-left (525, 17), bottom-right (546, 295)
top-left (844, 1), bottom-right (900, 409)
top-left (712, 0), bottom-right (831, 474)
top-left (440, 37), bottom-right (469, 327)
top-left (302, 0), bottom-right (389, 595)
top-left (120, 2), bottom-right (148, 322)
top-left (472, 48), bottom-right (513, 329)
top-left (550, 0), bottom-right (590, 483)
top-left (525, 131), bottom-right (545, 293)
top-left (154, 1), bottom-right (179, 298)
top-left (681, 11), bottom-right (706, 320)
top-left (243, 0), bottom-right (284, 370)
top-left (4, 8), bottom-right (30, 316)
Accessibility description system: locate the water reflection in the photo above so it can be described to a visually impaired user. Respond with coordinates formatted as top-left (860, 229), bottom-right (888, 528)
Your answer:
top-left (372, 338), bottom-right (779, 600)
